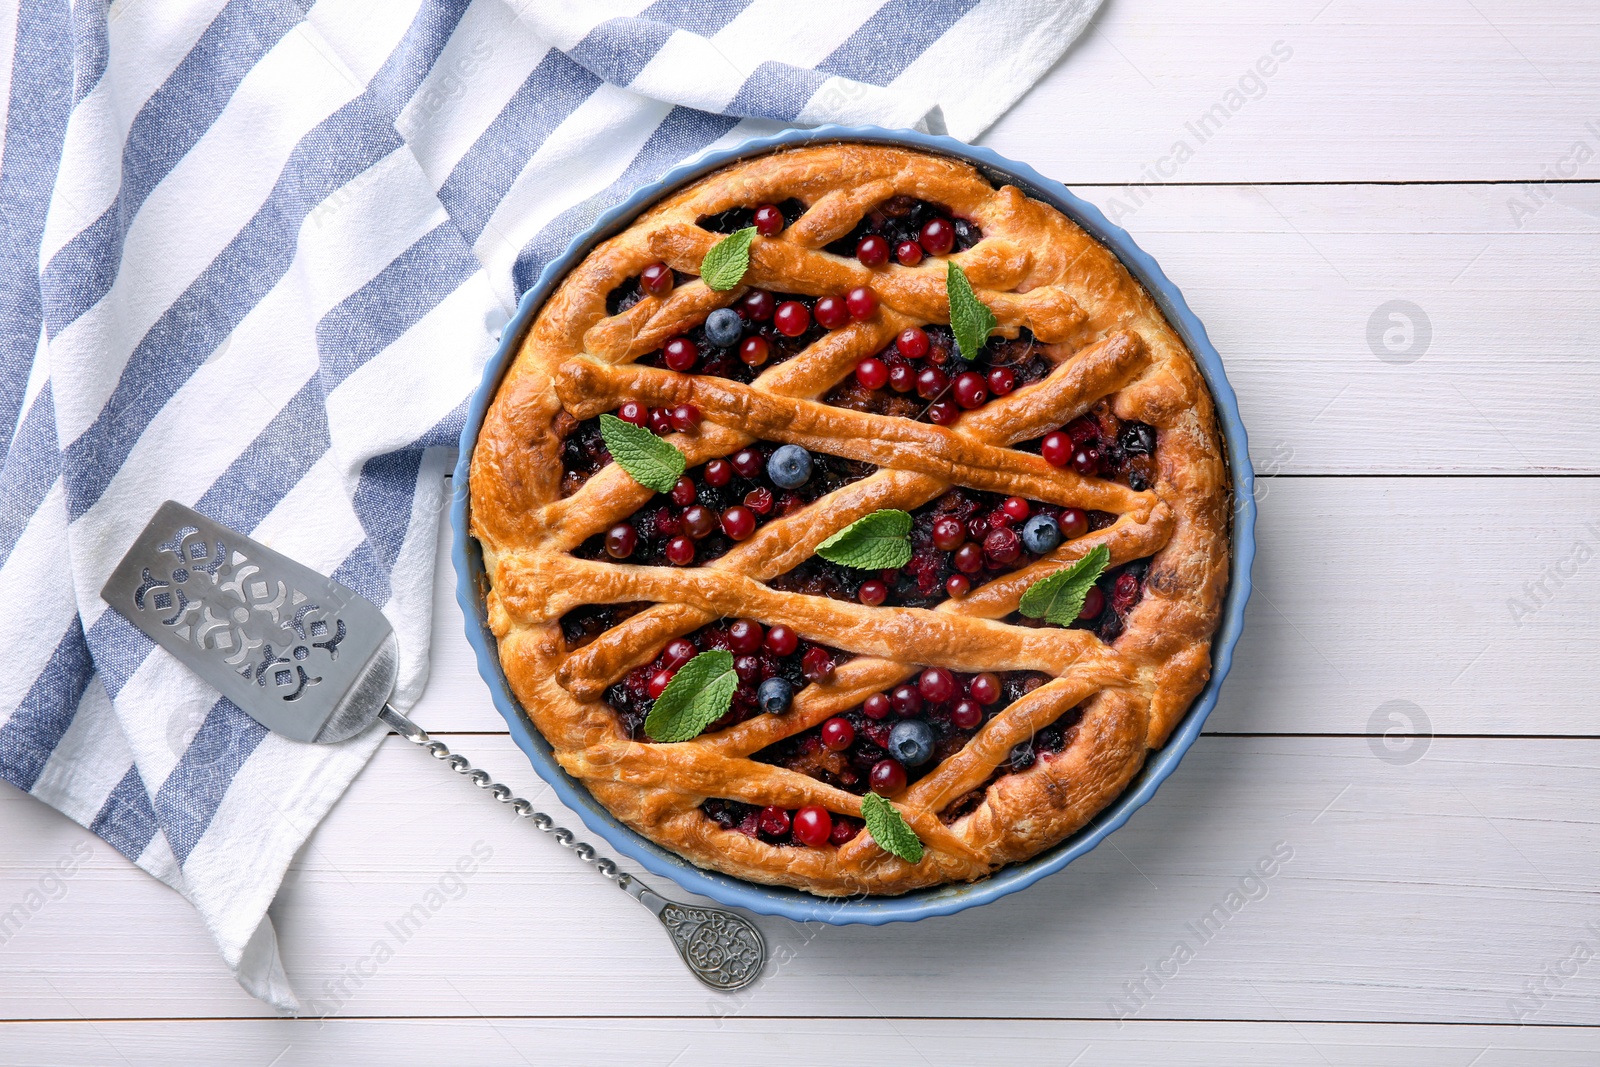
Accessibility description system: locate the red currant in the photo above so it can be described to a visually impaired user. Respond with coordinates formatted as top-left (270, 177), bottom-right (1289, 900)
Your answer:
top-left (890, 685), bottom-right (922, 718)
top-left (1067, 415), bottom-right (1099, 444)
top-left (791, 805), bottom-right (832, 848)
top-left (662, 639), bottom-right (697, 671)
top-left (945, 574), bottom-right (970, 598)
top-left (1001, 497), bottom-right (1030, 523)
top-left (856, 234), bottom-right (889, 267)
top-left (927, 401), bottom-right (960, 426)
top-left (919, 217), bottom-right (954, 256)
top-left (830, 817), bottom-right (860, 845)
top-left (1079, 585), bottom-right (1105, 619)
top-left (728, 618), bottom-right (764, 654)
top-left (821, 717), bottom-right (855, 751)
top-left (951, 699), bottom-right (983, 730)
top-left (674, 404), bottom-right (703, 432)
top-left (616, 400), bottom-right (648, 427)
top-left (663, 336), bottom-right (698, 372)
top-left (744, 487), bottom-right (773, 514)
top-left (855, 357), bottom-right (889, 390)
top-left (813, 295), bottom-right (850, 330)
top-left (987, 366), bottom-right (1016, 396)
top-left (984, 527), bottom-right (1021, 565)
top-left (895, 240), bottom-right (923, 266)
top-left (681, 505), bottom-right (716, 540)
top-left (915, 366), bottom-right (948, 400)
top-left (665, 536), bottom-right (695, 566)
top-left (648, 407), bottom-right (674, 435)
top-left (1071, 446), bottom-right (1100, 476)
top-left (670, 476), bottom-right (696, 506)
top-left (858, 579), bottom-right (888, 607)
top-left (870, 758), bottom-right (907, 795)
top-left (952, 543), bottom-right (984, 574)
top-left (896, 327), bottom-right (930, 360)
top-left (739, 335), bottom-right (770, 366)
top-left (721, 505), bottom-right (756, 540)
top-left (648, 669), bottom-right (675, 699)
top-left (1113, 571), bottom-right (1142, 614)
top-left (887, 361), bottom-right (916, 393)
top-left (1059, 507), bottom-right (1088, 539)
top-left (968, 672), bottom-right (1001, 705)
top-left (640, 261), bottom-right (673, 295)
top-left (605, 523), bottom-right (637, 559)
top-left (735, 654), bottom-right (762, 685)
top-left (774, 300), bottom-right (810, 337)
top-left (731, 448), bottom-right (762, 479)
top-left (741, 289), bottom-right (774, 321)
top-left (801, 646), bottom-right (834, 681)
top-left (753, 203), bottom-right (784, 236)
top-left (918, 667), bottom-right (955, 704)
top-left (863, 693), bottom-right (892, 720)
top-left (704, 458), bottom-right (732, 487)
top-left (845, 286), bottom-right (878, 321)
top-left (764, 624), bottom-right (799, 657)
top-left (953, 371), bottom-right (988, 409)
top-left (757, 806), bottom-right (791, 839)
top-left (931, 516), bottom-right (965, 551)
top-left (1041, 431), bottom-right (1072, 467)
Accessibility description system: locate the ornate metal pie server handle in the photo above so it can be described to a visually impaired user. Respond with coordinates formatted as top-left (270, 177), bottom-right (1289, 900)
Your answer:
top-left (379, 706), bottom-right (766, 991)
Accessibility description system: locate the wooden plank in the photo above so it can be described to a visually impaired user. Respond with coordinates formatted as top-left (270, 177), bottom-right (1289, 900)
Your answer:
top-left (413, 477), bottom-right (1600, 735)
top-left (982, 0), bottom-right (1600, 184)
top-left (2, 1018), bottom-right (1597, 1066)
top-left (1067, 181), bottom-right (1600, 474)
top-left (5, 735), bottom-right (1599, 1023)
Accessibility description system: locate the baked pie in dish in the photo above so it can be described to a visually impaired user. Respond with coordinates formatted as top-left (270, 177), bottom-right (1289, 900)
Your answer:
top-left (469, 142), bottom-right (1230, 897)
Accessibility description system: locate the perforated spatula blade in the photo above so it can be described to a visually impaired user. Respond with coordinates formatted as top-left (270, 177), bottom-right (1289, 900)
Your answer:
top-left (102, 500), bottom-right (397, 744)
top-left (101, 500), bottom-right (765, 991)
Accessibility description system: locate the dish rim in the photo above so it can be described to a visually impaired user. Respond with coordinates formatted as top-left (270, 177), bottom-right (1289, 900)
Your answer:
top-left (449, 125), bottom-right (1257, 925)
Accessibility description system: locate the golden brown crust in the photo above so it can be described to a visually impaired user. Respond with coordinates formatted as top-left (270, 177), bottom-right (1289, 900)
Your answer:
top-left (469, 143), bottom-right (1230, 896)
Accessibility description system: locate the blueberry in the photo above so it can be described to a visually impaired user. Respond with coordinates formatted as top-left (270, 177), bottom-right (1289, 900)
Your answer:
top-left (757, 677), bottom-right (793, 715)
top-left (888, 719), bottom-right (935, 767)
top-left (1020, 514), bottom-right (1062, 554)
top-left (703, 308), bottom-right (743, 348)
top-left (1119, 421), bottom-right (1156, 456)
top-left (767, 444), bottom-right (812, 489)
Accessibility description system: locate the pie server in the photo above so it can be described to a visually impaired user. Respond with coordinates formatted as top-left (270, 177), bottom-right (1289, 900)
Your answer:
top-left (101, 499), bottom-right (765, 991)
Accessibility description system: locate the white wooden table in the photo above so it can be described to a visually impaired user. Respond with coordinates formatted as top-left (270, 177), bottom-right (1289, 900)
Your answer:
top-left (6, 1), bottom-right (1600, 1062)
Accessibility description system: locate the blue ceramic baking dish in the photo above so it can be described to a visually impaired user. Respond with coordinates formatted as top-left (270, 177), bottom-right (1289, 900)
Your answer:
top-left (450, 125), bottom-right (1255, 925)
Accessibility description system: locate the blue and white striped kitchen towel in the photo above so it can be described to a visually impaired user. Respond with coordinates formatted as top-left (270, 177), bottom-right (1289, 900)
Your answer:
top-left (0, 0), bottom-right (1101, 1010)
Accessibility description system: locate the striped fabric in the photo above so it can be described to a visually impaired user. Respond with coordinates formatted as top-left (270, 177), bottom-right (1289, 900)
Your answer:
top-left (0, 0), bottom-right (1100, 1009)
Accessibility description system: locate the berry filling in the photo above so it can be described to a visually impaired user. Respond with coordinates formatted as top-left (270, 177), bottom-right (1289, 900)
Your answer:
top-left (697, 198), bottom-right (808, 236)
top-left (1019, 399), bottom-right (1158, 491)
top-left (769, 486), bottom-right (1112, 610)
top-left (827, 325), bottom-right (1052, 422)
top-left (570, 435), bottom-right (874, 567)
top-left (633, 288), bottom-right (828, 384)
top-left (602, 618), bottom-right (850, 741)
top-left (821, 195), bottom-right (982, 263)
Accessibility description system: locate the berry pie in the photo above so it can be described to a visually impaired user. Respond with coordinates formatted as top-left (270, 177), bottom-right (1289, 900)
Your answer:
top-left (470, 143), bottom-right (1230, 896)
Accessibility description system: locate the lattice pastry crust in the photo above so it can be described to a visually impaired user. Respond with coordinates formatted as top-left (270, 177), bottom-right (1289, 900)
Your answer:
top-left (470, 143), bottom-right (1230, 896)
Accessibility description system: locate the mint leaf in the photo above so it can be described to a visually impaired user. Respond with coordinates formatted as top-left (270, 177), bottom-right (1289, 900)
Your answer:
top-left (1018, 543), bottom-right (1112, 626)
top-left (598, 413), bottom-right (685, 494)
top-left (700, 226), bottom-right (757, 291)
top-left (815, 509), bottom-right (913, 570)
top-left (946, 261), bottom-right (998, 361)
top-left (861, 792), bottom-right (923, 863)
top-left (644, 650), bottom-right (738, 742)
